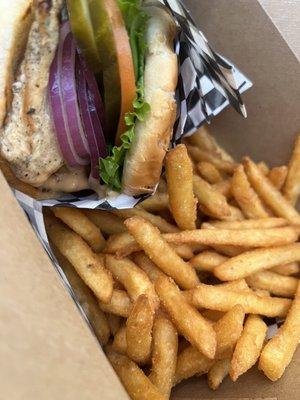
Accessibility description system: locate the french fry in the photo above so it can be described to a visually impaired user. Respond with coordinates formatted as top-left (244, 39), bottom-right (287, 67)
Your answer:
top-left (53, 207), bottom-right (106, 252)
top-left (201, 309), bottom-right (225, 322)
top-left (271, 262), bottom-right (300, 276)
top-left (126, 295), bottom-right (154, 364)
top-left (84, 210), bottom-right (126, 234)
top-left (106, 350), bottom-right (166, 400)
top-left (259, 281), bottom-right (300, 381)
top-left (53, 248), bottom-right (110, 345)
top-left (113, 208), bottom-right (178, 233)
top-left (189, 283), bottom-right (292, 318)
top-left (186, 126), bottom-right (234, 162)
top-left (149, 317), bottom-right (178, 397)
top-left (46, 214), bottom-right (113, 303)
top-left (211, 244), bottom-right (247, 257)
top-left (230, 314), bottom-right (267, 381)
top-left (125, 217), bottom-right (199, 289)
top-left (99, 289), bottom-right (132, 317)
top-left (139, 192), bottom-right (169, 212)
top-left (197, 161), bottom-right (223, 184)
top-left (268, 166), bottom-right (288, 190)
top-left (106, 314), bottom-right (122, 336)
top-left (166, 144), bottom-right (197, 230)
top-left (112, 325), bottom-right (127, 354)
top-left (105, 232), bottom-right (194, 260)
top-left (204, 217), bottom-right (288, 230)
top-left (283, 134), bottom-right (300, 205)
top-left (243, 157), bottom-right (300, 224)
top-left (214, 305), bottom-right (245, 360)
top-left (207, 359), bottom-right (231, 390)
top-left (257, 161), bottom-right (270, 175)
top-left (190, 251), bottom-right (228, 272)
top-left (220, 205), bottom-right (245, 221)
top-left (218, 279), bottom-right (250, 291)
top-left (133, 253), bottom-right (167, 283)
top-left (105, 255), bottom-right (159, 310)
top-left (246, 270), bottom-right (298, 298)
top-left (174, 345), bottom-right (213, 385)
top-left (213, 179), bottom-right (232, 198)
top-left (164, 227), bottom-right (298, 248)
top-left (187, 145), bottom-right (236, 173)
top-left (214, 244), bottom-right (300, 281)
top-left (155, 276), bottom-right (216, 359)
top-left (231, 165), bottom-right (269, 219)
top-left (193, 174), bottom-right (231, 218)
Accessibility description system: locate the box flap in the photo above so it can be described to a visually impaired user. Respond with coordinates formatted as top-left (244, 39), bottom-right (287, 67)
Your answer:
top-left (0, 172), bottom-right (128, 400)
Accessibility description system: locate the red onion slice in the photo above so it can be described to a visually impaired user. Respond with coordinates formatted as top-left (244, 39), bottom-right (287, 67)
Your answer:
top-left (61, 31), bottom-right (90, 161)
top-left (76, 57), bottom-right (107, 178)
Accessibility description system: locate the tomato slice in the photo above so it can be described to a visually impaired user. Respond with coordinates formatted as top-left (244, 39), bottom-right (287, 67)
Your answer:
top-left (68, 0), bottom-right (136, 144)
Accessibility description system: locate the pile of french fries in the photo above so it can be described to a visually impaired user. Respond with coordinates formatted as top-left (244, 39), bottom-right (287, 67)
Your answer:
top-left (44, 128), bottom-right (300, 400)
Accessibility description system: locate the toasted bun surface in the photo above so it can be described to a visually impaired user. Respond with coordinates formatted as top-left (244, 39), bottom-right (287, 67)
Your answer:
top-left (122, 5), bottom-right (178, 195)
top-left (0, 0), bottom-right (33, 128)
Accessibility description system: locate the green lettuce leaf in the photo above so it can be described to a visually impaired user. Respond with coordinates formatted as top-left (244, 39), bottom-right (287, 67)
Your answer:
top-left (99, 0), bottom-right (150, 191)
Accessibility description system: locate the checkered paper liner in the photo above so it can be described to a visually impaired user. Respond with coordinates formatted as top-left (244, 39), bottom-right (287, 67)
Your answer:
top-left (11, 2), bottom-right (283, 342)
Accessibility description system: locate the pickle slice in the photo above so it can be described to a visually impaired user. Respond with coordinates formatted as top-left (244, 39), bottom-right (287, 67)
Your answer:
top-left (66, 0), bottom-right (101, 73)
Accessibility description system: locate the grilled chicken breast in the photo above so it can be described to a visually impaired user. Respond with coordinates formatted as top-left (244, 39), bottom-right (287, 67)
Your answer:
top-left (0, 0), bottom-right (64, 187)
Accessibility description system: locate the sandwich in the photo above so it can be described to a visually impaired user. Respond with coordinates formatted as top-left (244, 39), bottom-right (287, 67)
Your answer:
top-left (0, 0), bottom-right (178, 197)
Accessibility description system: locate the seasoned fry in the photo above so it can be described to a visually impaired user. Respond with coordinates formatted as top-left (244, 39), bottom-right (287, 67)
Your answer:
top-left (187, 145), bottom-right (236, 173)
top-left (230, 314), bottom-right (267, 381)
top-left (220, 205), bottom-right (245, 221)
top-left (214, 305), bottom-right (245, 359)
top-left (139, 192), bottom-right (169, 212)
top-left (125, 217), bottom-right (199, 289)
top-left (268, 166), bottom-right (288, 190)
top-left (189, 283), bottom-right (292, 317)
top-left (190, 251), bottom-right (228, 272)
top-left (213, 179), bottom-right (232, 198)
top-left (126, 295), bottom-right (154, 364)
top-left (174, 345), bottom-right (213, 385)
top-left (271, 262), bottom-right (300, 276)
top-left (214, 244), bottom-right (300, 281)
top-left (105, 255), bottom-right (159, 309)
top-left (53, 207), bottom-right (106, 252)
top-left (105, 232), bottom-right (193, 260)
top-left (204, 217), bottom-right (288, 230)
top-left (112, 325), bottom-right (127, 354)
top-left (99, 289), bottom-right (132, 317)
top-left (149, 317), bottom-right (178, 397)
top-left (114, 208), bottom-right (178, 233)
top-left (193, 174), bottom-right (231, 218)
top-left (231, 165), bottom-right (269, 219)
top-left (84, 210), bottom-right (126, 234)
top-left (246, 270), bottom-right (298, 298)
top-left (197, 161), bottom-right (223, 184)
top-left (257, 161), bottom-right (270, 175)
top-left (259, 282), bottom-right (300, 381)
top-left (187, 126), bottom-right (234, 162)
top-left (208, 359), bottom-right (231, 390)
top-left (166, 144), bottom-right (197, 230)
top-left (201, 309), bottom-right (225, 322)
top-left (155, 276), bottom-right (216, 359)
top-left (164, 227), bottom-right (298, 248)
top-left (133, 253), bottom-right (167, 283)
top-left (106, 314), bottom-right (122, 336)
top-left (46, 214), bottom-right (113, 303)
top-left (211, 244), bottom-right (246, 257)
top-left (106, 351), bottom-right (166, 400)
top-left (53, 248), bottom-right (110, 345)
top-left (244, 157), bottom-right (300, 223)
top-left (283, 134), bottom-right (300, 205)
top-left (218, 279), bottom-right (250, 291)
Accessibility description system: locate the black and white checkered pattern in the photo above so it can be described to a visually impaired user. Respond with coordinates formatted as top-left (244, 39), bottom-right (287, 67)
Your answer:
top-left (12, 2), bottom-right (285, 342)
